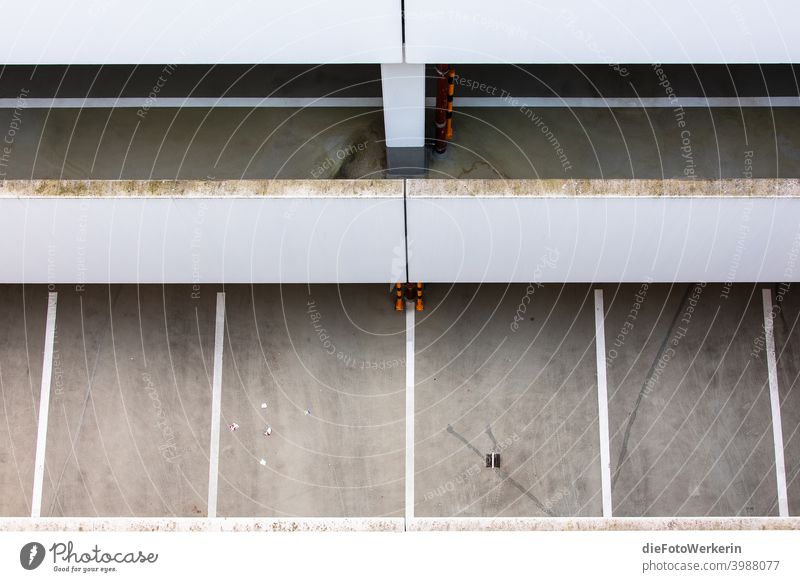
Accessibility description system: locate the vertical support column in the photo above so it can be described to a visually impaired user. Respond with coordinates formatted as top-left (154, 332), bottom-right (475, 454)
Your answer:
top-left (207, 292), bottom-right (226, 518)
top-left (405, 303), bottom-right (416, 527)
top-left (762, 288), bottom-right (789, 517)
top-left (31, 291), bottom-right (57, 518)
top-left (594, 289), bottom-right (613, 517)
top-left (381, 63), bottom-right (426, 176)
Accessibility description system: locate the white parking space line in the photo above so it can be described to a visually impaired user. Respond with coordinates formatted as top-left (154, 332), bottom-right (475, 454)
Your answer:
top-left (31, 291), bottom-right (57, 518)
top-left (406, 304), bottom-right (415, 527)
top-left (594, 289), bottom-right (613, 518)
top-left (207, 292), bottom-right (226, 519)
top-left (762, 289), bottom-right (789, 517)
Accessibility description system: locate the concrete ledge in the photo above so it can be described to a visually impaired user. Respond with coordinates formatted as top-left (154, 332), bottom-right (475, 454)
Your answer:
top-left (409, 518), bottom-right (800, 531)
top-left (1, 517), bottom-right (797, 532)
top-left (0, 518), bottom-right (405, 533)
top-left (408, 178), bottom-right (800, 198)
top-left (0, 180), bottom-right (403, 199)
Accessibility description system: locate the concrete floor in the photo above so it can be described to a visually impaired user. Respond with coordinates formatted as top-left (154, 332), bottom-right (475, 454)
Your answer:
top-left (415, 284), bottom-right (601, 517)
top-left (1, 283), bottom-right (799, 519)
top-left (601, 283), bottom-right (777, 517)
top-left (217, 285), bottom-right (404, 517)
top-left (2, 106), bottom-right (800, 180)
top-left (40, 284), bottom-right (217, 517)
top-left (774, 283), bottom-right (800, 516)
top-left (0, 285), bottom-right (46, 516)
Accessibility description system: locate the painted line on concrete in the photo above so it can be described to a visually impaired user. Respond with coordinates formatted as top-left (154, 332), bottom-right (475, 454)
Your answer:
top-left (762, 288), bottom-right (789, 517)
top-left (405, 303), bottom-right (415, 527)
top-left (0, 97), bottom-right (384, 109)
top-left (594, 289), bottom-right (613, 518)
top-left (448, 96), bottom-right (800, 108)
top-left (31, 291), bottom-right (57, 518)
top-left (4, 96), bottom-right (798, 110)
top-left (207, 292), bottom-right (226, 519)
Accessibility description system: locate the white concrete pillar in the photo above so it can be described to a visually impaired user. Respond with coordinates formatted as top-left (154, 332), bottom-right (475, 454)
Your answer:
top-left (380, 63), bottom-right (426, 174)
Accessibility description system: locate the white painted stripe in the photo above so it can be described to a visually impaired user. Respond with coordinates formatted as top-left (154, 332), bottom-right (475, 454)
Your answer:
top-left (594, 289), bottom-right (613, 518)
top-left (207, 292), bottom-right (226, 519)
top-left (3, 96), bottom-right (798, 110)
top-left (449, 96), bottom-right (800, 108)
top-left (405, 303), bottom-right (415, 526)
top-left (763, 288), bottom-right (789, 517)
top-left (0, 97), bottom-right (384, 109)
top-left (31, 291), bottom-right (57, 518)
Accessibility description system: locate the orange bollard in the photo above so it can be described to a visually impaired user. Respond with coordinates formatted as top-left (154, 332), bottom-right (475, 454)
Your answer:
top-left (394, 283), bottom-right (405, 311)
top-left (415, 282), bottom-right (424, 311)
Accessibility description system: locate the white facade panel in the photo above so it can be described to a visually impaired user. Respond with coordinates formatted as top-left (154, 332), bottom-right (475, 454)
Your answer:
top-left (0, 197), bottom-right (405, 283)
top-left (407, 196), bottom-right (800, 283)
top-left (405, 0), bottom-right (800, 64)
top-left (0, 0), bottom-right (402, 64)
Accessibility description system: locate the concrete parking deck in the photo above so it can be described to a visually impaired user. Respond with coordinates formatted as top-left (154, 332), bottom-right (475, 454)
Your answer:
top-left (1, 283), bottom-right (799, 525)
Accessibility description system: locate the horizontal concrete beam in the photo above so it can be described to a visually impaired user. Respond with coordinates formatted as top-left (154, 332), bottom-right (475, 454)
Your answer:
top-left (0, 180), bottom-right (405, 284)
top-left (2, 179), bottom-right (799, 284)
top-left (0, 0), bottom-right (402, 64)
top-left (407, 179), bottom-right (800, 283)
top-left (405, 0), bottom-right (800, 64)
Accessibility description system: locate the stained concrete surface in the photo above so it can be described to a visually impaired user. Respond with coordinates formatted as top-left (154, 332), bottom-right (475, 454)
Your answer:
top-left (602, 283), bottom-right (777, 517)
top-left (216, 285), bottom-right (405, 517)
top-left (0, 285), bottom-right (46, 516)
top-left (2, 283), bottom-right (799, 519)
top-left (773, 283), bottom-right (800, 517)
top-left (414, 284), bottom-right (602, 517)
top-left (0, 108), bottom-right (386, 180)
top-left (41, 285), bottom-right (217, 517)
top-left (2, 106), bottom-right (800, 180)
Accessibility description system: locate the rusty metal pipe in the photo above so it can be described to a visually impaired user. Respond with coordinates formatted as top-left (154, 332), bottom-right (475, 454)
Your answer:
top-left (433, 64), bottom-right (449, 154)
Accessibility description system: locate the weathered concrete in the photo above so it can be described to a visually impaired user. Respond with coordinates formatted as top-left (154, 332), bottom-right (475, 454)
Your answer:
top-left (415, 284), bottom-right (601, 517)
top-left (773, 283), bottom-right (800, 516)
top-left (0, 108), bottom-right (386, 180)
top-left (0, 517), bottom-right (405, 532)
top-left (0, 179), bottom-right (401, 198)
top-left (409, 516), bottom-right (800, 531)
top-left (602, 283), bottom-right (777, 517)
top-left (2, 106), bottom-right (800, 180)
top-left (0, 285), bottom-right (46, 516)
top-left (216, 285), bottom-right (405, 517)
top-left (407, 178), bottom-right (800, 198)
top-left (430, 107), bottom-right (800, 179)
top-left (41, 285), bottom-right (217, 517)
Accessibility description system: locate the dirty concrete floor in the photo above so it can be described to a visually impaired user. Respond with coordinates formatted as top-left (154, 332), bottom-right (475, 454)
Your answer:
top-left (773, 283), bottom-right (800, 516)
top-left (601, 283), bottom-right (777, 517)
top-left (1, 283), bottom-right (799, 518)
top-left (2, 106), bottom-right (800, 180)
top-left (0, 285), bottom-right (46, 516)
top-left (414, 284), bottom-right (601, 518)
top-left (216, 285), bottom-right (404, 518)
